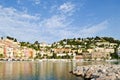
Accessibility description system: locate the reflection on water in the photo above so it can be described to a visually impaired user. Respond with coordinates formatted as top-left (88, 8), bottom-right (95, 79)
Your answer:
top-left (0, 61), bottom-right (83, 80)
top-left (0, 61), bottom-right (117, 80)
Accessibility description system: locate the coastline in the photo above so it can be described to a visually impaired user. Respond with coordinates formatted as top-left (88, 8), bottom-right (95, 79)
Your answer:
top-left (71, 63), bottom-right (120, 80)
top-left (0, 58), bottom-right (119, 62)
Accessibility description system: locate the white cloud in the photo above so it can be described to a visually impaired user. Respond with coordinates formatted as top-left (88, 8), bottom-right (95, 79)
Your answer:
top-left (50, 2), bottom-right (75, 16)
top-left (0, 5), bottom-right (41, 42)
top-left (58, 2), bottom-right (75, 14)
top-left (41, 15), bottom-right (71, 28)
top-left (72, 20), bottom-right (108, 38)
top-left (49, 20), bottom-right (108, 39)
top-left (81, 20), bottom-right (108, 34)
top-left (41, 20), bottom-right (108, 40)
top-left (0, 5), bottom-right (72, 43)
top-left (34, 0), bottom-right (41, 5)
top-left (0, 5), bottom-right (108, 43)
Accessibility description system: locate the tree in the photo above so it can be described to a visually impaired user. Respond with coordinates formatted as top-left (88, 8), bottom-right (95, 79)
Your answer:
top-left (1, 37), bottom-right (3, 40)
top-left (35, 53), bottom-right (42, 59)
top-left (95, 36), bottom-right (100, 40)
top-left (34, 41), bottom-right (39, 44)
top-left (63, 39), bottom-right (67, 42)
top-left (6, 36), bottom-right (14, 40)
top-left (102, 37), bottom-right (116, 43)
top-left (14, 38), bottom-right (17, 42)
top-left (73, 38), bottom-right (76, 41)
top-left (0, 54), bottom-right (4, 58)
top-left (77, 38), bottom-right (81, 40)
top-left (52, 53), bottom-right (57, 59)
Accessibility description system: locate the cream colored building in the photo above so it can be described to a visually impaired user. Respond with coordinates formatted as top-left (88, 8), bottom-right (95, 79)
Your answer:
top-left (57, 53), bottom-right (66, 57)
top-left (96, 42), bottom-right (110, 46)
top-left (0, 43), bottom-right (4, 55)
top-left (96, 42), bottom-right (117, 48)
top-left (0, 46), bottom-right (4, 57)
top-left (105, 48), bottom-right (115, 53)
top-left (87, 49), bottom-right (94, 53)
top-left (95, 47), bottom-right (105, 52)
top-left (91, 52), bottom-right (110, 60)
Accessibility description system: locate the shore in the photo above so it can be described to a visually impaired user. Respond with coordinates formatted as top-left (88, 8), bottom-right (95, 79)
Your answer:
top-left (0, 58), bottom-right (73, 62)
top-left (71, 64), bottom-right (120, 80)
top-left (0, 58), bottom-right (119, 62)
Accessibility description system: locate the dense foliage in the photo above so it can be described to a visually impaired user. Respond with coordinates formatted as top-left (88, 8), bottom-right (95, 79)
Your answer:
top-left (52, 36), bottom-right (120, 49)
top-left (1, 36), bottom-right (120, 59)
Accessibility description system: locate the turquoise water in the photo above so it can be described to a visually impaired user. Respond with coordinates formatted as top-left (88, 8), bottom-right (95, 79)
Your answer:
top-left (0, 61), bottom-right (83, 80)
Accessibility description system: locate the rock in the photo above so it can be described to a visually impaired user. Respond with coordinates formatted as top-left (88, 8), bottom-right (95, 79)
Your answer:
top-left (71, 64), bottom-right (120, 80)
top-left (85, 68), bottom-right (93, 78)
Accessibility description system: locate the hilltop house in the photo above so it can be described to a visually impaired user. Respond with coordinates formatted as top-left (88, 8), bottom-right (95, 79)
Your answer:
top-left (96, 42), bottom-right (117, 48)
top-left (53, 48), bottom-right (72, 57)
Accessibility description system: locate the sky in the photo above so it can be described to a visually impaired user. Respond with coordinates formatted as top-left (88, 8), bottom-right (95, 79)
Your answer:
top-left (0, 0), bottom-right (120, 43)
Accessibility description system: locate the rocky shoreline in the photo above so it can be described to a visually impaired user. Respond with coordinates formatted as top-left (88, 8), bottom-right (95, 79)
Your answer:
top-left (71, 64), bottom-right (120, 80)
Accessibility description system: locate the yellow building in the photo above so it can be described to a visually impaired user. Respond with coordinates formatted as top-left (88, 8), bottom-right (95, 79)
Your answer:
top-left (0, 46), bottom-right (4, 56)
top-left (0, 42), bottom-right (5, 58)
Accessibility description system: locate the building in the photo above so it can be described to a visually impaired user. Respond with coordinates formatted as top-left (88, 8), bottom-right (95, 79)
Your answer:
top-left (91, 52), bottom-right (110, 60)
top-left (5, 46), bottom-right (13, 58)
top-left (39, 42), bottom-right (51, 47)
top-left (96, 42), bottom-right (117, 48)
top-left (53, 48), bottom-right (71, 54)
top-left (0, 43), bottom-right (4, 57)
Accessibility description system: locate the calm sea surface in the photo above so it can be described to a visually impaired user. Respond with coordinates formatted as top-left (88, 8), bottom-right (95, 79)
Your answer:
top-left (0, 60), bottom-right (119, 80)
top-left (0, 60), bottom-right (83, 80)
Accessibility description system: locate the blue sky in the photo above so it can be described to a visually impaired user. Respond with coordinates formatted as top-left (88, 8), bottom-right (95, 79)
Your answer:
top-left (0, 0), bottom-right (120, 43)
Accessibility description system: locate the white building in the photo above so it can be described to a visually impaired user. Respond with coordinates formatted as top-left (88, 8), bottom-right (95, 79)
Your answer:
top-left (6, 47), bottom-right (13, 58)
top-left (39, 42), bottom-right (51, 47)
